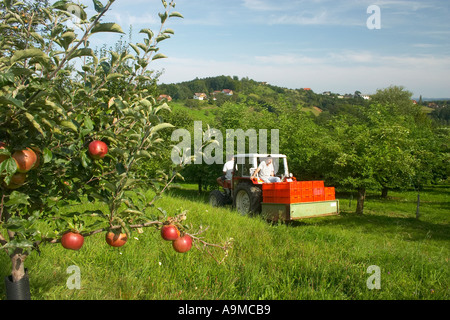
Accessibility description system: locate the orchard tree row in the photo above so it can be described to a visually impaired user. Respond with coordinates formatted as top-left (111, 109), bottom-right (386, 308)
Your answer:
top-left (170, 85), bottom-right (449, 214)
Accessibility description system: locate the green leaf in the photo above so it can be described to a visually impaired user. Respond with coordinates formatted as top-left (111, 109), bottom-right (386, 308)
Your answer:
top-left (52, 2), bottom-right (87, 20)
top-left (0, 72), bottom-right (14, 88)
top-left (139, 29), bottom-right (154, 40)
top-left (42, 148), bottom-right (53, 164)
top-left (136, 43), bottom-right (147, 52)
top-left (0, 96), bottom-right (24, 109)
top-left (169, 12), bottom-right (184, 19)
top-left (68, 48), bottom-right (98, 65)
top-left (150, 123), bottom-right (174, 135)
top-left (163, 28), bottom-right (175, 35)
top-left (60, 120), bottom-right (78, 132)
top-left (61, 31), bottom-right (77, 40)
top-left (106, 73), bottom-right (124, 81)
top-left (25, 113), bottom-right (46, 137)
top-left (3, 0), bottom-right (12, 9)
top-left (0, 157), bottom-right (17, 177)
top-left (84, 116), bottom-right (94, 131)
top-left (154, 102), bottom-right (171, 114)
top-left (1, 239), bottom-right (34, 250)
top-left (5, 191), bottom-right (30, 207)
top-left (136, 150), bottom-right (152, 159)
top-left (92, 0), bottom-right (105, 13)
top-left (30, 32), bottom-right (45, 45)
top-left (45, 100), bottom-right (65, 116)
top-left (158, 11), bottom-right (168, 24)
top-left (81, 152), bottom-right (91, 168)
top-left (102, 181), bottom-right (116, 193)
top-left (129, 43), bottom-right (141, 56)
top-left (152, 53), bottom-right (168, 61)
top-left (155, 34), bottom-right (171, 43)
top-left (11, 49), bottom-right (50, 66)
top-left (91, 22), bottom-right (125, 35)
top-left (100, 61), bottom-right (111, 75)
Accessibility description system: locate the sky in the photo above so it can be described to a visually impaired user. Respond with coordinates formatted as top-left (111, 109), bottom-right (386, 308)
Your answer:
top-left (71, 0), bottom-right (450, 98)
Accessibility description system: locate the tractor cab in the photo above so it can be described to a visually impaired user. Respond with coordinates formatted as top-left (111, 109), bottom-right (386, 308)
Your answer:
top-left (232, 153), bottom-right (293, 185)
top-left (210, 154), bottom-right (293, 213)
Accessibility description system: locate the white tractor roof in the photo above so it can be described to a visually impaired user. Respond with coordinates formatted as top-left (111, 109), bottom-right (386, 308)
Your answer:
top-left (234, 154), bottom-right (287, 158)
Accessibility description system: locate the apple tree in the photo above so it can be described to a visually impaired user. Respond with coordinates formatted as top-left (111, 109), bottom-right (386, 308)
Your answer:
top-left (0, 0), bottom-right (232, 295)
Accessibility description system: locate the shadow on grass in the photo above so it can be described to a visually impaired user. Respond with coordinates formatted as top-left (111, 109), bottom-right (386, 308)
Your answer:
top-left (167, 187), bottom-right (211, 204)
top-left (289, 211), bottom-right (450, 242)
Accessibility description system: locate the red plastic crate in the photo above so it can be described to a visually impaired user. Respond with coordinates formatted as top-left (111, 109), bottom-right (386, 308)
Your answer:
top-left (275, 182), bottom-right (299, 197)
top-left (300, 194), bottom-right (313, 202)
top-left (262, 183), bottom-right (275, 190)
top-left (313, 187), bottom-right (324, 196)
top-left (324, 194), bottom-right (335, 200)
top-left (312, 181), bottom-right (324, 188)
top-left (314, 194), bottom-right (325, 201)
top-left (324, 187), bottom-right (335, 200)
top-left (301, 188), bottom-right (313, 196)
top-left (299, 181), bottom-right (312, 189)
top-left (262, 183), bottom-right (275, 199)
top-left (325, 187), bottom-right (335, 194)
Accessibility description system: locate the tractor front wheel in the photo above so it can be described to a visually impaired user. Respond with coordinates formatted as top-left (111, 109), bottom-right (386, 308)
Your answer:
top-left (233, 183), bottom-right (262, 216)
top-left (209, 190), bottom-right (227, 207)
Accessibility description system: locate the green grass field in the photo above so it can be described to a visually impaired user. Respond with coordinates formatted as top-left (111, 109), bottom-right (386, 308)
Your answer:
top-left (1, 185), bottom-right (448, 300)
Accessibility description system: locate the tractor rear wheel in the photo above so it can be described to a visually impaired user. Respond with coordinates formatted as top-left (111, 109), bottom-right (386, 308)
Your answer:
top-left (233, 183), bottom-right (262, 216)
top-left (209, 190), bottom-right (227, 207)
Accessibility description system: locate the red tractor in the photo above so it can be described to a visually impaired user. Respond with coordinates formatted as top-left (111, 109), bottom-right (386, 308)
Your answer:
top-left (209, 154), bottom-right (339, 221)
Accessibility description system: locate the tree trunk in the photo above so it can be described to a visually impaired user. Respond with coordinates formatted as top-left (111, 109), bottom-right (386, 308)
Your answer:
top-left (5, 248), bottom-right (31, 300)
top-left (198, 178), bottom-right (202, 194)
top-left (416, 192), bottom-right (420, 219)
top-left (381, 187), bottom-right (388, 198)
top-left (356, 188), bottom-right (366, 214)
top-left (10, 248), bottom-right (27, 282)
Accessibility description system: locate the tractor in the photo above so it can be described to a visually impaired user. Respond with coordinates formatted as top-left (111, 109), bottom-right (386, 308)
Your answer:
top-left (209, 153), bottom-right (339, 221)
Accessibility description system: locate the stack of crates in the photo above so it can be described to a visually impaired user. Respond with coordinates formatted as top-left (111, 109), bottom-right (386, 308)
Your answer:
top-left (262, 180), bottom-right (335, 204)
top-left (299, 181), bottom-right (313, 202)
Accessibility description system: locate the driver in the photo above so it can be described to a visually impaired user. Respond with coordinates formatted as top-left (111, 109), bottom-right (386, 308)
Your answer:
top-left (251, 155), bottom-right (281, 183)
top-left (217, 155), bottom-right (235, 188)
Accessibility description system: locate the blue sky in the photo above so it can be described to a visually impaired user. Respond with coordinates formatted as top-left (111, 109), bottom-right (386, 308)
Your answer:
top-left (76, 0), bottom-right (449, 98)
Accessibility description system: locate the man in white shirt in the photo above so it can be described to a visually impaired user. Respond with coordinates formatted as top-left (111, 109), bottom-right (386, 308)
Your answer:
top-left (217, 156), bottom-right (235, 187)
top-left (251, 156), bottom-right (281, 183)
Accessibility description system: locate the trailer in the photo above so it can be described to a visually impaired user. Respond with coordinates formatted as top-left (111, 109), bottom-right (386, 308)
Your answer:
top-left (261, 200), bottom-right (339, 222)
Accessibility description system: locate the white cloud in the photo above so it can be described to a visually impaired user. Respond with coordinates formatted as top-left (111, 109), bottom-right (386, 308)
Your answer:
top-left (154, 51), bottom-right (450, 97)
top-left (242, 0), bottom-right (287, 11)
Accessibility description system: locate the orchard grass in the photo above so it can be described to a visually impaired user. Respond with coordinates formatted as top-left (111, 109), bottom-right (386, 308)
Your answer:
top-left (0, 185), bottom-right (448, 300)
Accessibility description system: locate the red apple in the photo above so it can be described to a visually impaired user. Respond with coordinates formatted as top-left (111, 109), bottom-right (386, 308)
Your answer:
top-left (61, 232), bottom-right (84, 250)
top-left (105, 231), bottom-right (128, 247)
top-left (161, 224), bottom-right (180, 241)
top-left (12, 148), bottom-right (37, 173)
top-left (88, 140), bottom-right (108, 160)
top-left (3, 173), bottom-right (27, 189)
top-left (172, 235), bottom-right (193, 253)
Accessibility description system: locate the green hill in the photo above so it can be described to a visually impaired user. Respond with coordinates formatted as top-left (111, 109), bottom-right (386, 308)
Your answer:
top-left (157, 75), bottom-right (370, 117)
